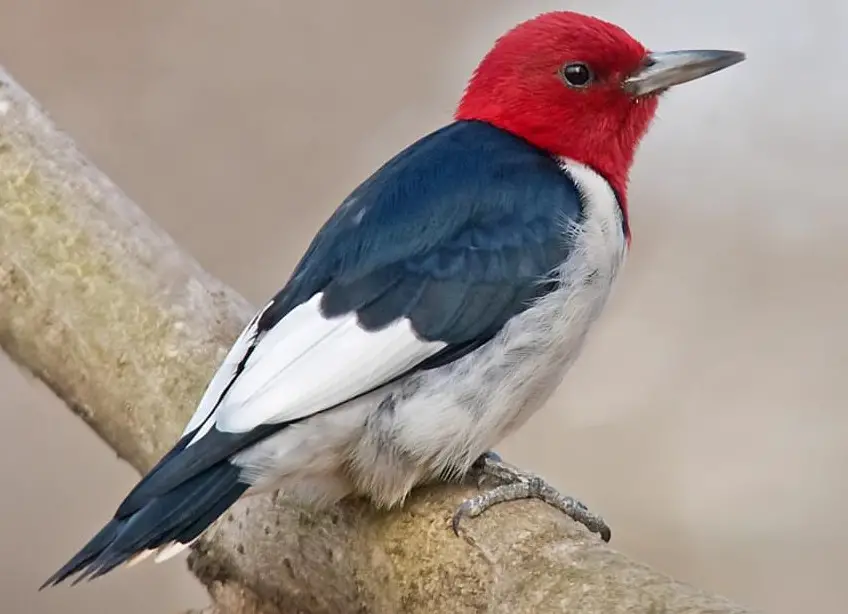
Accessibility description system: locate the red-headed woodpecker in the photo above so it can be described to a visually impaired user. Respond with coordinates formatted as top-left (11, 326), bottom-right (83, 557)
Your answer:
top-left (43, 11), bottom-right (744, 586)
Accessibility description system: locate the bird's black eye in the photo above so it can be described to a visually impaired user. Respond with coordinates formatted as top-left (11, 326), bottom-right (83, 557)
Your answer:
top-left (560, 62), bottom-right (593, 88)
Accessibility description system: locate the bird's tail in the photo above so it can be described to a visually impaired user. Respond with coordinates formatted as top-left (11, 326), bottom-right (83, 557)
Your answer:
top-left (40, 461), bottom-right (249, 588)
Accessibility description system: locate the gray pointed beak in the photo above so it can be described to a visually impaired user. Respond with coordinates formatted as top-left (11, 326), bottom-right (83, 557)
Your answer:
top-left (623, 49), bottom-right (746, 97)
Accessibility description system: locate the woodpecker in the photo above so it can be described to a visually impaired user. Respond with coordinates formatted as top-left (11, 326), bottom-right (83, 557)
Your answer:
top-left (43, 10), bottom-right (744, 586)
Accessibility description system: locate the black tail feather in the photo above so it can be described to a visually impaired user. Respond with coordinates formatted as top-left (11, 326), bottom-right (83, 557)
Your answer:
top-left (41, 462), bottom-right (248, 588)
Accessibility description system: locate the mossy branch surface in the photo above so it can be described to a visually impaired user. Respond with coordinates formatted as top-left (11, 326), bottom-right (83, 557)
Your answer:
top-left (0, 66), bottom-right (757, 614)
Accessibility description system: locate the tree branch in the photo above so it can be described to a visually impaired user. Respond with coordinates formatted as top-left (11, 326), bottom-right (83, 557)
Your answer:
top-left (0, 65), bottom-right (756, 614)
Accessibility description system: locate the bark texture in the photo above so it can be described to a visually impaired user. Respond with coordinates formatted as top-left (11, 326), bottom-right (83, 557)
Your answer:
top-left (0, 65), bottom-right (758, 614)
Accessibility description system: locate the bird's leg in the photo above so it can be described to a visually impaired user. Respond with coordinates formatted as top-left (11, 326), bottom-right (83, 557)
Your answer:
top-left (452, 451), bottom-right (611, 542)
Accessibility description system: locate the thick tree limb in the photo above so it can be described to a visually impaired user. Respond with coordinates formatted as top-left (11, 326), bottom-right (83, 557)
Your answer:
top-left (0, 65), bottom-right (757, 614)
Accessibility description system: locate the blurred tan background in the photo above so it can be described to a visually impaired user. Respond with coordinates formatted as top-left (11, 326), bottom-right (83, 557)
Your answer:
top-left (1, 1), bottom-right (845, 613)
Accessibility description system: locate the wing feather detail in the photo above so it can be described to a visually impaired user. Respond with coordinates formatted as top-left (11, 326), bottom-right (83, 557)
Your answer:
top-left (191, 293), bottom-right (446, 436)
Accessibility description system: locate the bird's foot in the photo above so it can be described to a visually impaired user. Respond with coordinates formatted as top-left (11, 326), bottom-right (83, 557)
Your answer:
top-left (452, 451), bottom-right (611, 542)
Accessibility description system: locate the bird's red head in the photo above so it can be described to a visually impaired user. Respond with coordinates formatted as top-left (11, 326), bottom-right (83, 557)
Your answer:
top-left (456, 11), bottom-right (745, 211)
top-left (456, 12), bottom-right (656, 204)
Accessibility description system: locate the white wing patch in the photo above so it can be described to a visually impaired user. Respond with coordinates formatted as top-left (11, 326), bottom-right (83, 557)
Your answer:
top-left (187, 293), bottom-right (446, 441)
top-left (180, 301), bottom-right (272, 437)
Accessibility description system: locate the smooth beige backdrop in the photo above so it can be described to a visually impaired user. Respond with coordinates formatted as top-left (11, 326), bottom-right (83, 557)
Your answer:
top-left (1, 2), bottom-right (844, 613)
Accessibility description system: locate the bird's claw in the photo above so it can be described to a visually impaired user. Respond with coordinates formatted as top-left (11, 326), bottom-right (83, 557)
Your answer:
top-left (452, 452), bottom-right (611, 542)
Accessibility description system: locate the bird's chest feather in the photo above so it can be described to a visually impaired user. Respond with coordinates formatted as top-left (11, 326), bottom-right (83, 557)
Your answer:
top-left (386, 160), bottom-right (627, 469)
